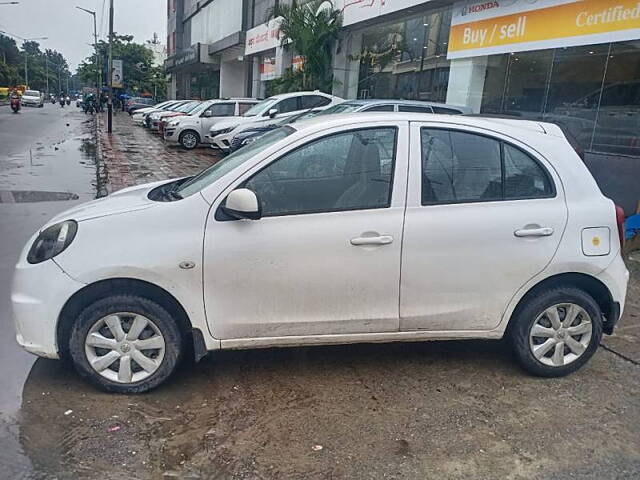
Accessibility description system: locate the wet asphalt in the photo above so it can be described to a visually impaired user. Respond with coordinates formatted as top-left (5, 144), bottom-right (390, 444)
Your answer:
top-left (0, 104), bottom-right (639, 479)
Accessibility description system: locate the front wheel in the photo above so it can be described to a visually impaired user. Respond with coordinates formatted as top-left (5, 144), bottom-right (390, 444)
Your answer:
top-left (509, 287), bottom-right (603, 377)
top-left (69, 295), bottom-right (184, 393)
top-left (179, 130), bottom-right (200, 150)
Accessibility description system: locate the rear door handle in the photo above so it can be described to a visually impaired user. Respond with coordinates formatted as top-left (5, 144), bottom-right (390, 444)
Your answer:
top-left (350, 235), bottom-right (393, 246)
top-left (514, 227), bottom-right (554, 238)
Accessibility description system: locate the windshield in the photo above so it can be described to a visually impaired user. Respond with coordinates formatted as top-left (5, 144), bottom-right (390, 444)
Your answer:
top-left (175, 102), bottom-right (200, 113)
top-left (24, 90), bottom-right (39, 96)
top-left (189, 102), bottom-right (211, 116)
top-left (319, 103), bottom-right (364, 115)
top-left (177, 127), bottom-right (295, 197)
top-left (242, 97), bottom-right (278, 117)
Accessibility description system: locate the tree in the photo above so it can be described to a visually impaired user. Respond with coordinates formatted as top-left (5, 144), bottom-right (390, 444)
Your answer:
top-left (77, 34), bottom-right (166, 98)
top-left (0, 34), bottom-right (70, 92)
top-left (267, 0), bottom-right (342, 93)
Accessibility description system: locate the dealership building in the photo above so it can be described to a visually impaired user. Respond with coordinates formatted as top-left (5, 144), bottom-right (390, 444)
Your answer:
top-left (167, 0), bottom-right (640, 204)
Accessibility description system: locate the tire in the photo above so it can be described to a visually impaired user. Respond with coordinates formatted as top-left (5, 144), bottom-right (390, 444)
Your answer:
top-left (509, 287), bottom-right (603, 377)
top-left (179, 130), bottom-right (200, 150)
top-left (69, 295), bottom-right (184, 393)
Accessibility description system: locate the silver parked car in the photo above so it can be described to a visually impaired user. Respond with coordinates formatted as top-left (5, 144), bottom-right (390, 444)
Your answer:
top-left (319, 99), bottom-right (472, 115)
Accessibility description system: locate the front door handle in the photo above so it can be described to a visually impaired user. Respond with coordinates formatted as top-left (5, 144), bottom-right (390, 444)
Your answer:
top-left (350, 235), bottom-right (393, 246)
top-left (514, 227), bottom-right (554, 238)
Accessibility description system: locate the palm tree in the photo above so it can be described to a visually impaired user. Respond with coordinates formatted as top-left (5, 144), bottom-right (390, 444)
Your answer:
top-left (267, 0), bottom-right (342, 93)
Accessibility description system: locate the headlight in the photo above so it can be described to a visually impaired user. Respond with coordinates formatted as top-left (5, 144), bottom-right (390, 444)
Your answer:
top-left (210, 127), bottom-right (234, 136)
top-left (168, 120), bottom-right (180, 127)
top-left (27, 220), bottom-right (78, 264)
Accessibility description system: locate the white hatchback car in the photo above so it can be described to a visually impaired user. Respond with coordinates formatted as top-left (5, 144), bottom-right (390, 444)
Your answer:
top-left (12, 114), bottom-right (629, 393)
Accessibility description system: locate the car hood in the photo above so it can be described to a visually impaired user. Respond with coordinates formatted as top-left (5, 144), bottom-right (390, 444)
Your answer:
top-left (211, 116), bottom-right (253, 131)
top-left (46, 179), bottom-right (173, 226)
top-left (22, 95), bottom-right (39, 100)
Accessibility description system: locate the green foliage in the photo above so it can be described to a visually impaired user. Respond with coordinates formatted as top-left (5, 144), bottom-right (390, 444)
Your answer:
top-left (77, 34), bottom-right (166, 98)
top-left (267, 0), bottom-right (342, 93)
top-left (266, 67), bottom-right (304, 95)
top-left (0, 34), bottom-right (70, 92)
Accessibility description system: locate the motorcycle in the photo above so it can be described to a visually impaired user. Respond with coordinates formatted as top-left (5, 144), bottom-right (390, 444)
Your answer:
top-left (83, 102), bottom-right (95, 114)
top-left (10, 97), bottom-right (20, 113)
top-left (65, 96), bottom-right (70, 106)
top-left (59, 98), bottom-right (65, 108)
top-left (50, 97), bottom-right (56, 104)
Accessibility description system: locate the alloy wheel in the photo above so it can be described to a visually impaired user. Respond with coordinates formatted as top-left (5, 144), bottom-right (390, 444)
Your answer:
top-left (182, 133), bottom-right (198, 149)
top-left (529, 303), bottom-right (593, 367)
top-left (84, 313), bottom-right (166, 383)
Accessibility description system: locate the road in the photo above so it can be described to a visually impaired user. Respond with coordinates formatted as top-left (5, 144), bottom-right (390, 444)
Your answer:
top-left (0, 104), bottom-right (639, 479)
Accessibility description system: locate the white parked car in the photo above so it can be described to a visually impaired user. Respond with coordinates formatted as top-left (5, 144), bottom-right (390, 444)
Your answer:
top-left (21, 90), bottom-right (44, 107)
top-left (12, 113), bottom-right (629, 393)
top-left (148, 101), bottom-right (201, 131)
top-left (132, 100), bottom-right (180, 125)
top-left (164, 98), bottom-right (260, 149)
top-left (208, 91), bottom-right (343, 152)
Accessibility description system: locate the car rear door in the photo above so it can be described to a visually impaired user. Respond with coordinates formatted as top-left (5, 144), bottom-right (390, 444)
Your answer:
top-left (400, 122), bottom-right (568, 332)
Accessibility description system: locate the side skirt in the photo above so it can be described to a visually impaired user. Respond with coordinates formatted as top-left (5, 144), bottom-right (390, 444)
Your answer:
top-left (219, 329), bottom-right (504, 351)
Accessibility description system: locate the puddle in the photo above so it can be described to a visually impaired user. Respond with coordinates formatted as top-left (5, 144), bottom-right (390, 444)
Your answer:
top-left (0, 119), bottom-right (98, 202)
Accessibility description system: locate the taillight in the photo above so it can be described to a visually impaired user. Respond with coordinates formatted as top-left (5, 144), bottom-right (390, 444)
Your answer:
top-left (615, 205), bottom-right (625, 247)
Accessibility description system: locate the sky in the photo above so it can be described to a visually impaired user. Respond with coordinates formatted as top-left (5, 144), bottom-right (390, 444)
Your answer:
top-left (0, 0), bottom-right (167, 72)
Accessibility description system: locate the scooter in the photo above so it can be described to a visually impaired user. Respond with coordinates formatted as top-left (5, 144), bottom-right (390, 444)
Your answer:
top-left (10, 97), bottom-right (20, 113)
top-left (65, 96), bottom-right (71, 106)
top-left (59, 98), bottom-right (65, 108)
top-left (51, 97), bottom-right (56, 104)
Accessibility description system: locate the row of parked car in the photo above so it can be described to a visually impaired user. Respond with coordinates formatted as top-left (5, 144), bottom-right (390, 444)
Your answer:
top-left (129, 91), bottom-right (472, 153)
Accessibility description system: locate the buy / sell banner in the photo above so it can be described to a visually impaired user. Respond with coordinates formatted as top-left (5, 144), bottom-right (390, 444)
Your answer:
top-left (448, 0), bottom-right (640, 59)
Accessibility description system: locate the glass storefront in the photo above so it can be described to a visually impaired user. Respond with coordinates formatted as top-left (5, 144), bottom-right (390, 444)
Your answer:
top-left (355, 7), bottom-right (452, 102)
top-left (481, 41), bottom-right (640, 157)
top-left (351, 6), bottom-right (640, 157)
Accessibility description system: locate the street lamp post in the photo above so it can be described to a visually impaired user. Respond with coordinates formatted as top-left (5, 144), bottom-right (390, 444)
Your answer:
top-left (76, 6), bottom-right (100, 108)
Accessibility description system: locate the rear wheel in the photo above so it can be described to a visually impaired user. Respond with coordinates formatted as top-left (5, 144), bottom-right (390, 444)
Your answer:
top-left (509, 287), bottom-right (603, 377)
top-left (69, 295), bottom-right (184, 393)
top-left (179, 130), bottom-right (200, 150)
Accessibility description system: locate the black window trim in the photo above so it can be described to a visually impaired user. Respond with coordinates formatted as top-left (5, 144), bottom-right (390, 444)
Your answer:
top-left (420, 126), bottom-right (557, 207)
top-left (226, 126), bottom-right (400, 219)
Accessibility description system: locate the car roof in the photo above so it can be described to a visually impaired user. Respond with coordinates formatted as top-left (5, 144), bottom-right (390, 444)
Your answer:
top-left (292, 112), bottom-right (565, 138)
top-left (269, 91), bottom-right (336, 100)
top-left (337, 98), bottom-right (471, 110)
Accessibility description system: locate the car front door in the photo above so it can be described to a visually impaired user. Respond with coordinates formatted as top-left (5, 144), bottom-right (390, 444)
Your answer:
top-left (400, 123), bottom-right (568, 332)
top-left (203, 122), bottom-right (409, 340)
top-left (199, 102), bottom-right (236, 136)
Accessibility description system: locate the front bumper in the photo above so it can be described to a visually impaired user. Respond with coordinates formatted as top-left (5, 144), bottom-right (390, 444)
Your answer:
top-left (209, 133), bottom-right (232, 152)
top-left (12, 258), bottom-right (85, 359)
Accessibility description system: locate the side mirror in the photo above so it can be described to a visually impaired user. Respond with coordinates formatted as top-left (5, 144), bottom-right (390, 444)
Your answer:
top-left (222, 188), bottom-right (261, 220)
top-left (268, 108), bottom-right (278, 118)
top-left (201, 110), bottom-right (212, 118)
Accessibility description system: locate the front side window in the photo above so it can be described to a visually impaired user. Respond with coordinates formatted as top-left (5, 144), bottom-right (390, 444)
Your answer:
top-left (365, 105), bottom-right (394, 112)
top-left (399, 105), bottom-right (433, 113)
top-left (274, 97), bottom-right (299, 114)
top-left (245, 128), bottom-right (397, 216)
top-left (421, 128), bottom-right (554, 205)
top-left (210, 103), bottom-right (235, 116)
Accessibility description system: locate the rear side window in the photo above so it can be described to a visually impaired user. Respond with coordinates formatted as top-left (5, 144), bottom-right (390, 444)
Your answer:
top-left (365, 105), bottom-right (394, 112)
top-left (210, 103), bottom-right (235, 116)
top-left (503, 144), bottom-right (554, 199)
top-left (421, 129), bottom-right (554, 205)
top-left (238, 102), bottom-right (257, 115)
top-left (432, 106), bottom-right (463, 115)
top-left (399, 105), bottom-right (433, 113)
top-left (300, 95), bottom-right (331, 108)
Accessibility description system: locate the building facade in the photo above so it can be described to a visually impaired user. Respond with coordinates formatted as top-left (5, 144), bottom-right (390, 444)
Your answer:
top-left (166, 0), bottom-right (640, 164)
